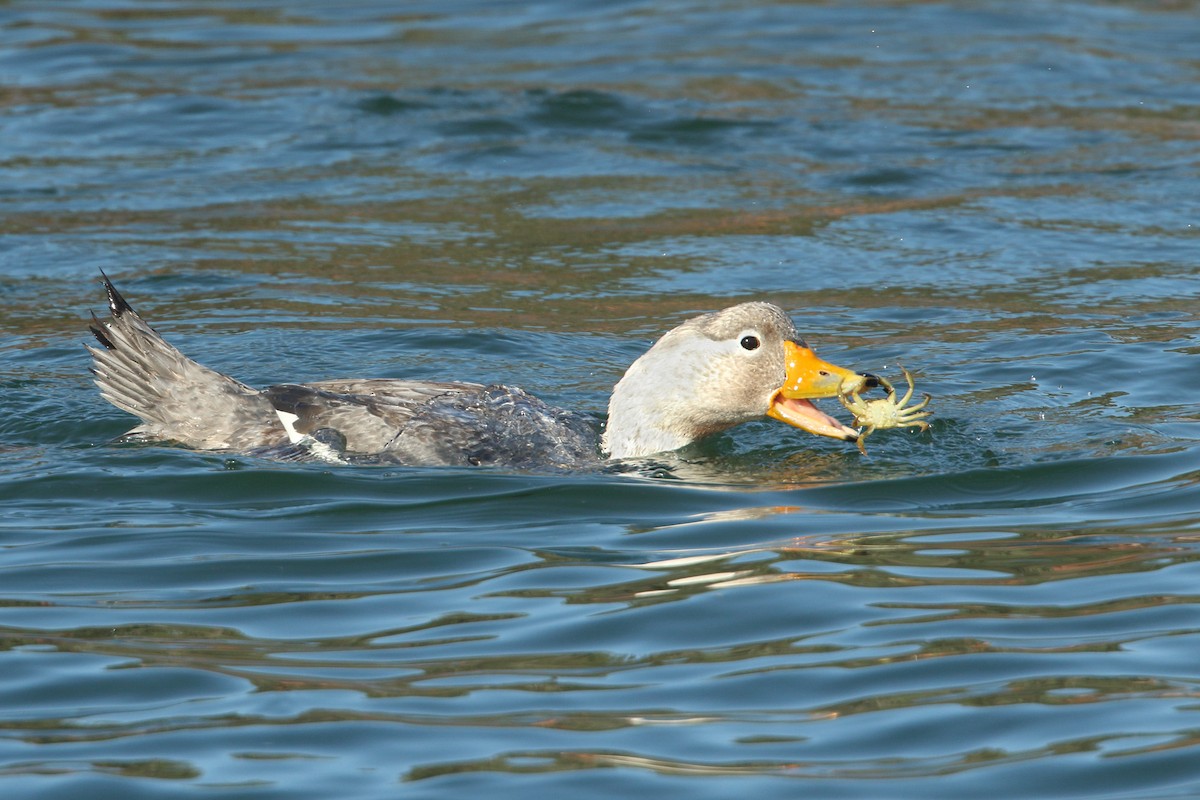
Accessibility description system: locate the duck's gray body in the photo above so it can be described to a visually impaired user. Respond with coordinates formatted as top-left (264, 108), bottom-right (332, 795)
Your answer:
top-left (259, 380), bottom-right (597, 468)
top-left (87, 276), bottom-right (597, 468)
top-left (87, 275), bottom-right (870, 467)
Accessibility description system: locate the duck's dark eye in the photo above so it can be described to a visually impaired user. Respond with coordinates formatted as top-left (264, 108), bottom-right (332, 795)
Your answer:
top-left (740, 335), bottom-right (760, 351)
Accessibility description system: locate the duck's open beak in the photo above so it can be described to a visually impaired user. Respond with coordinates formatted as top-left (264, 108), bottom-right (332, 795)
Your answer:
top-left (767, 340), bottom-right (868, 442)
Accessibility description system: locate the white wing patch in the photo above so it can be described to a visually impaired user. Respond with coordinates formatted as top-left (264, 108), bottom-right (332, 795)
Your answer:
top-left (275, 409), bottom-right (304, 443)
top-left (274, 409), bottom-right (346, 464)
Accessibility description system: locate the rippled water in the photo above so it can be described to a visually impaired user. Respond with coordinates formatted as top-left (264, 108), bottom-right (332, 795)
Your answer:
top-left (3, 1), bottom-right (1200, 797)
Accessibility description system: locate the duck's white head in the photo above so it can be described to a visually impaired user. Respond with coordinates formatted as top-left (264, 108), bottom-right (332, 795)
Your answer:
top-left (601, 302), bottom-right (873, 460)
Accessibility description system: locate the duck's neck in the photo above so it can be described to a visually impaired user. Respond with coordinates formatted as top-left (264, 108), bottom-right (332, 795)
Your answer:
top-left (601, 343), bottom-right (722, 460)
top-left (602, 402), bottom-right (694, 460)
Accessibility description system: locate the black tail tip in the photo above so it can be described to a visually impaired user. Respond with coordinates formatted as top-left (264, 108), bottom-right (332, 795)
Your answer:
top-left (88, 311), bottom-right (116, 350)
top-left (99, 269), bottom-right (134, 318)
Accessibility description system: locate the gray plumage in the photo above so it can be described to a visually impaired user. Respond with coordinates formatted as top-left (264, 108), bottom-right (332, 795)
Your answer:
top-left (87, 275), bottom-right (870, 467)
top-left (87, 275), bottom-right (597, 468)
top-left (87, 277), bottom-right (280, 452)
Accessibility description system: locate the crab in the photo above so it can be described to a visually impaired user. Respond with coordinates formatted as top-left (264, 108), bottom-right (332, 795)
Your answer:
top-left (837, 367), bottom-right (932, 455)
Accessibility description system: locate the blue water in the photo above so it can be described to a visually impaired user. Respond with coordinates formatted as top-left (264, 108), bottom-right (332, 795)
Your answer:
top-left (3, 1), bottom-right (1200, 798)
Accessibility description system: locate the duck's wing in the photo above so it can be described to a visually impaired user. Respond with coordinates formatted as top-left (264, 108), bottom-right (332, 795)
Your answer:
top-left (260, 379), bottom-right (484, 457)
top-left (262, 380), bottom-right (600, 468)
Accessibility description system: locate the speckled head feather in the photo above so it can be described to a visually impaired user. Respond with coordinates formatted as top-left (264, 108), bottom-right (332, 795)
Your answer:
top-left (601, 302), bottom-right (811, 459)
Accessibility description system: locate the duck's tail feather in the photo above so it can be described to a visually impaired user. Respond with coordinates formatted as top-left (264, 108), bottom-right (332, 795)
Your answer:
top-left (86, 272), bottom-right (280, 450)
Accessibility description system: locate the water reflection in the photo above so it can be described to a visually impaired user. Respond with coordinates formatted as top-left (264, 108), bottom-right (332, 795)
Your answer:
top-left (2, 507), bottom-right (1199, 790)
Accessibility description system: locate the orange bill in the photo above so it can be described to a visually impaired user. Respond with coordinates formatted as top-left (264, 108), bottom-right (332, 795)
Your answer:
top-left (766, 340), bottom-right (866, 441)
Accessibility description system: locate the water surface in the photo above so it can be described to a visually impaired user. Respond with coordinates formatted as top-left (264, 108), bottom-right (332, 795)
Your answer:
top-left (2, 1), bottom-right (1200, 798)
